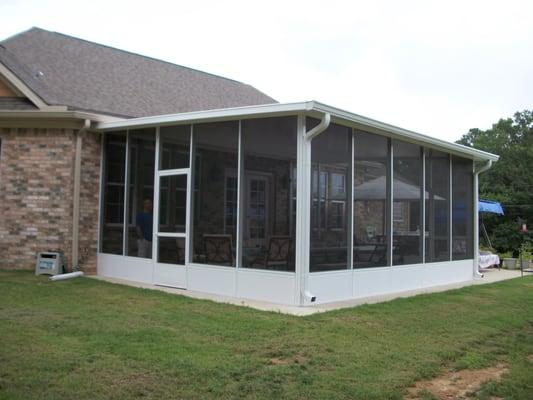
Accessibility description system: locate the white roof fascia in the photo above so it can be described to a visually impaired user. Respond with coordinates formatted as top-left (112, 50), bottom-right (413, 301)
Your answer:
top-left (310, 101), bottom-right (500, 162)
top-left (96, 102), bottom-right (312, 131)
top-left (0, 110), bottom-right (124, 123)
top-left (95, 100), bottom-right (498, 162)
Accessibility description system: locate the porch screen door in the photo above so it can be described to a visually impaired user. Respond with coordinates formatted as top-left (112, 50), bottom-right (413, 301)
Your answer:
top-left (153, 169), bottom-right (189, 288)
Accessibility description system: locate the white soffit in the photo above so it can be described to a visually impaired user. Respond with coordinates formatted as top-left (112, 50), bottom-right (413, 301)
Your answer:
top-left (95, 100), bottom-right (499, 162)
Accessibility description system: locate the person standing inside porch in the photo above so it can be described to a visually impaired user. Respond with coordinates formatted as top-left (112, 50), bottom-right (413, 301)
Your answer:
top-left (136, 199), bottom-right (153, 258)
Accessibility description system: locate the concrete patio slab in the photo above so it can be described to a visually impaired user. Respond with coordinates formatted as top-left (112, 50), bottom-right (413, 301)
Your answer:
top-left (90, 268), bottom-right (525, 316)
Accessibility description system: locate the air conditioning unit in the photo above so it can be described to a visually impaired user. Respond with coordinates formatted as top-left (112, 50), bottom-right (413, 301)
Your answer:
top-left (35, 252), bottom-right (65, 276)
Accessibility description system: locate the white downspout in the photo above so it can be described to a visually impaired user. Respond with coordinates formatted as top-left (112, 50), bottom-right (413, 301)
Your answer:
top-left (299, 112), bottom-right (331, 305)
top-left (305, 113), bottom-right (331, 141)
top-left (473, 159), bottom-right (493, 278)
top-left (71, 119), bottom-right (90, 271)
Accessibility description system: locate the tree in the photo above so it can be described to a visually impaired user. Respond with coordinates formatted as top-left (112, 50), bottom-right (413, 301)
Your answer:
top-left (456, 110), bottom-right (533, 254)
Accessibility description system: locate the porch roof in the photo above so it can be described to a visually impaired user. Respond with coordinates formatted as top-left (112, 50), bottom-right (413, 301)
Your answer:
top-left (95, 100), bottom-right (499, 162)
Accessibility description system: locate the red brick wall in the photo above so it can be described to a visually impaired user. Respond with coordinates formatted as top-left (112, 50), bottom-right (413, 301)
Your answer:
top-left (78, 131), bottom-right (101, 273)
top-left (0, 127), bottom-right (101, 273)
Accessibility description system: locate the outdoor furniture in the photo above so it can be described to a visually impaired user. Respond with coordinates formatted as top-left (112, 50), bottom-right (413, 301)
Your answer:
top-left (353, 243), bottom-right (387, 268)
top-left (479, 251), bottom-right (500, 270)
top-left (249, 236), bottom-right (293, 270)
top-left (203, 234), bottom-right (234, 266)
top-left (520, 258), bottom-right (533, 276)
top-left (310, 246), bottom-right (349, 271)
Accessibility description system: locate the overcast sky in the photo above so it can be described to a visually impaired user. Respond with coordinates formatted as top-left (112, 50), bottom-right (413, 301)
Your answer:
top-left (1, 0), bottom-right (532, 142)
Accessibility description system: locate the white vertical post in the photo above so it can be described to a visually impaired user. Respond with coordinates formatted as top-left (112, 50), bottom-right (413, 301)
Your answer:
top-left (350, 129), bottom-right (355, 297)
top-left (421, 148), bottom-right (426, 264)
top-left (389, 139), bottom-right (394, 266)
top-left (349, 129), bottom-right (354, 271)
top-left (185, 125), bottom-right (194, 266)
top-left (449, 154), bottom-right (453, 261)
top-left (295, 114), bottom-right (311, 305)
top-left (151, 127), bottom-right (160, 273)
top-left (473, 161), bottom-right (481, 277)
top-left (122, 130), bottom-right (130, 256)
top-left (236, 121), bottom-right (243, 269)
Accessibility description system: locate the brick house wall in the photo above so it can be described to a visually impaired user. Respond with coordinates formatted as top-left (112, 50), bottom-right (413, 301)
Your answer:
top-left (0, 127), bottom-right (101, 273)
top-left (78, 131), bottom-right (101, 273)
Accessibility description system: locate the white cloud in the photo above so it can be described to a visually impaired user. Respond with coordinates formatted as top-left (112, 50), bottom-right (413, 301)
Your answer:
top-left (1, 0), bottom-right (532, 142)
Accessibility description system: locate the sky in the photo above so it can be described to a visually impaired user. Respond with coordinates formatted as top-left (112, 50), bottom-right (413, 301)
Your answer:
top-left (1, 0), bottom-right (532, 142)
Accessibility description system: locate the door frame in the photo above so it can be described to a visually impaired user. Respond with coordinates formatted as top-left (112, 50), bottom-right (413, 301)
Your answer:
top-left (152, 167), bottom-right (190, 288)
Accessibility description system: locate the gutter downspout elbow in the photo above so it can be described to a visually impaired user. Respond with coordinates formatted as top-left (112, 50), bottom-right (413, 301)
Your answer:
top-left (475, 159), bottom-right (492, 175)
top-left (71, 119), bottom-right (90, 272)
top-left (305, 112), bottom-right (331, 141)
top-left (473, 159), bottom-right (493, 278)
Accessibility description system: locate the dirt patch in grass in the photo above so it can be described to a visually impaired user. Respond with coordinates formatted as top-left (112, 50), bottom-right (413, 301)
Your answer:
top-left (407, 363), bottom-right (508, 399)
top-left (527, 354), bottom-right (533, 362)
top-left (269, 355), bottom-right (308, 366)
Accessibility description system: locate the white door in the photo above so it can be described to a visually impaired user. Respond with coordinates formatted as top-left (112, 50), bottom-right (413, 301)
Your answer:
top-left (153, 170), bottom-right (189, 288)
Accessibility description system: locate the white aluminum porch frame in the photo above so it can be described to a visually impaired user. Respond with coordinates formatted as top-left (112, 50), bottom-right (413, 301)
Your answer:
top-left (96, 101), bottom-right (498, 306)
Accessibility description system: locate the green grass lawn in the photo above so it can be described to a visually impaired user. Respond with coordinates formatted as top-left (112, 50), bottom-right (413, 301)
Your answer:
top-left (1, 271), bottom-right (532, 399)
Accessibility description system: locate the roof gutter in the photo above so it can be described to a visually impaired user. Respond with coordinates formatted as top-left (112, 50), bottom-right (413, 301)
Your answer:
top-left (0, 110), bottom-right (121, 122)
top-left (95, 101), bottom-right (498, 163)
top-left (473, 159), bottom-right (493, 278)
top-left (71, 119), bottom-right (90, 271)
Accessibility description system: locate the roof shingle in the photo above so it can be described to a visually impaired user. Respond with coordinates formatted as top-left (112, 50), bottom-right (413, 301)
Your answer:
top-left (0, 28), bottom-right (276, 117)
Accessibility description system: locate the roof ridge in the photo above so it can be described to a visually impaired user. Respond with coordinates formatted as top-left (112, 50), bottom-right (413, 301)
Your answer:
top-left (14, 27), bottom-right (249, 86)
top-left (0, 26), bottom-right (40, 45)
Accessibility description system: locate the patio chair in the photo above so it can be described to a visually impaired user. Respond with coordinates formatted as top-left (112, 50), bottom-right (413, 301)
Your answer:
top-left (250, 236), bottom-right (293, 270)
top-left (203, 234), bottom-right (234, 266)
top-left (369, 244), bottom-right (387, 265)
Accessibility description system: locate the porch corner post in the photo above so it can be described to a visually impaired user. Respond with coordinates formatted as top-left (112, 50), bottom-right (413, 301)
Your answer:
top-left (473, 159), bottom-right (492, 278)
top-left (295, 114), bottom-right (311, 306)
top-left (473, 165), bottom-right (481, 278)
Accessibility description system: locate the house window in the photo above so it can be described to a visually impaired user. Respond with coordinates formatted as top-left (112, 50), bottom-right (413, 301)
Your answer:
top-left (329, 201), bottom-right (345, 230)
top-left (247, 177), bottom-right (267, 240)
top-left (311, 168), bottom-right (347, 232)
top-left (224, 174), bottom-right (238, 237)
top-left (331, 172), bottom-right (345, 196)
top-left (393, 202), bottom-right (405, 223)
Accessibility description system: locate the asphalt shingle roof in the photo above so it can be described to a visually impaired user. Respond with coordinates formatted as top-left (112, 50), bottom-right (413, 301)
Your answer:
top-left (0, 28), bottom-right (276, 117)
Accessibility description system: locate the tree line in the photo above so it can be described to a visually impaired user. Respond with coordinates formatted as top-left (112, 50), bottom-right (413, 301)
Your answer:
top-left (456, 110), bottom-right (533, 255)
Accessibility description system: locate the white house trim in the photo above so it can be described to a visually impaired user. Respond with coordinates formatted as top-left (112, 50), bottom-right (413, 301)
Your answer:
top-left (96, 101), bottom-right (498, 163)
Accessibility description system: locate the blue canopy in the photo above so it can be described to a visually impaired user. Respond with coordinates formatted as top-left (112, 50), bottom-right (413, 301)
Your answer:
top-left (479, 199), bottom-right (504, 215)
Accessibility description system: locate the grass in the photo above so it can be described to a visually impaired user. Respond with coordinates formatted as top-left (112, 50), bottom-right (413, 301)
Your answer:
top-left (0, 271), bottom-right (532, 399)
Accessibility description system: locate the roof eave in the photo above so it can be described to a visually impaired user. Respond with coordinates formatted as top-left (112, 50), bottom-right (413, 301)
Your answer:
top-left (0, 110), bottom-right (124, 123)
top-left (310, 101), bottom-right (500, 162)
top-left (95, 100), bottom-right (499, 162)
